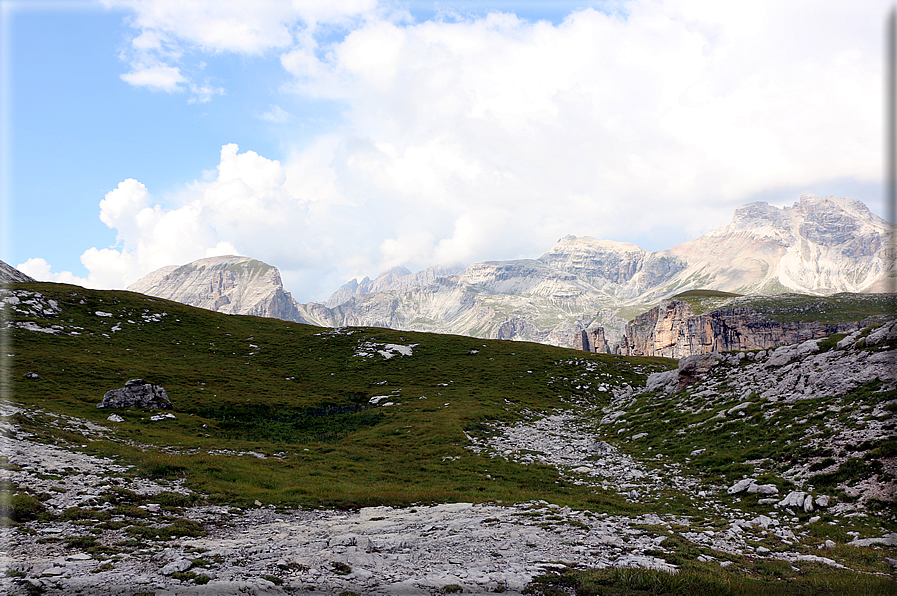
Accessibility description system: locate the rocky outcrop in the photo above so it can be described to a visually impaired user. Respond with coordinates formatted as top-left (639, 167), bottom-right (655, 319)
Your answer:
top-left (614, 296), bottom-right (893, 359)
top-left (128, 256), bottom-right (311, 324)
top-left (0, 260), bottom-right (35, 284)
top-left (97, 379), bottom-right (172, 410)
top-left (574, 326), bottom-right (610, 353)
top-left (645, 319), bottom-right (897, 400)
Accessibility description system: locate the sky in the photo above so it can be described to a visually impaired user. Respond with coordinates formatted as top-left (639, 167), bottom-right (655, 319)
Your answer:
top-left (1, 0), bottom-right (890, 302)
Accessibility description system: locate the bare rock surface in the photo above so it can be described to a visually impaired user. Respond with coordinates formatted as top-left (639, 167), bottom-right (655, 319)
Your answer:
top-left (614, 296), bottom-right (894, 358)
top-left (0, 401), bottom-right (675, 595)
top-left (97, 379), bottom-right (173, 410)
top-left (128, 255), bottom-right (310, 324)
top-left (0, 260), bottom-right (35, 283)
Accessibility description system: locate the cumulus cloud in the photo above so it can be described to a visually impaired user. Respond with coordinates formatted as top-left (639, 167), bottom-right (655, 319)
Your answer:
top-left (17, 258), bottom-right (90, 287)
top-left (64, 144), bottom-right (336, 292)
top-left (104, 0), bottom-right (379, 101)
top-left (76, 0), bottom-right (888, 301)
top-left (275, 1), bottom-right (887, 269)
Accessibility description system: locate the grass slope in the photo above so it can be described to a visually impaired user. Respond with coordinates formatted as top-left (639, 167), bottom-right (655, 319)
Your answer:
top-left (3, 282), bottom-right (669, 510)
top-left (2, 282), bottom-right (895, 593)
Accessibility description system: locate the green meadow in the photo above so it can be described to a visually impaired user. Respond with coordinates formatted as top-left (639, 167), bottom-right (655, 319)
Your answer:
top-left (2, 282), bottom-right (670, 510)
top-left (2, 282), bottom-right (895, 594)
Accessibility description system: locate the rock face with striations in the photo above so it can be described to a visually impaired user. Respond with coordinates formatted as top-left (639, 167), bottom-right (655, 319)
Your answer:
top-left (98, 379), bottom-right (172, 410)
top-left (128, 256), bottom-right (311, 324)
top-left (0, 260), bottom-right (35, 284)
top-left (612, 294), bottom-right (896, 359)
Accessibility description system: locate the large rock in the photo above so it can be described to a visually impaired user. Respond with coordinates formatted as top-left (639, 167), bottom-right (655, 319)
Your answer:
top-left (677, 352), bottom-right (723, 389)
top-left (97, 379), bottom-right (173, 410)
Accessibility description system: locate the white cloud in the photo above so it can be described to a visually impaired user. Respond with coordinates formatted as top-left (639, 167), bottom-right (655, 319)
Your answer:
top-left (275, 0), bottom-right (886, 263)
top-left (17, 258), bottom-right (90, 287)
top-left (256, 104), bottom-right (293, 123)
top-left (104, 0), bottom-right (380, 101)
top-left (187, 81), bottom-right (225, 103)
top-left (79, 1), bottom-right (889, 302)
top-left (119, 64), bottom-right (186, 92)
top-left (72, 144), bottom-right (331, 291)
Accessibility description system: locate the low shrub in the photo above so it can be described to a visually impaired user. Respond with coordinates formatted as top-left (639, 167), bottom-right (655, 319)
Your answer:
top-left (1, 493), bottom-right (46, 523)
top-left (331, 561), bottom-right (352, 575)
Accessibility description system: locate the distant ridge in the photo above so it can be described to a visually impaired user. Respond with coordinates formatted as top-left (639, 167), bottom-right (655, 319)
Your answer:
top-left (129, 194), bottom-right (896, 348)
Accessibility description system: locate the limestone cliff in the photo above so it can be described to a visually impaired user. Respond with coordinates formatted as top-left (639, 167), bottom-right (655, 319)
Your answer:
top-left (126, 194), bottom-right (895, 348)
top-left (609, 294), bottom-right (896, 359)
top-left (128, 256), bottom-right (310, 324)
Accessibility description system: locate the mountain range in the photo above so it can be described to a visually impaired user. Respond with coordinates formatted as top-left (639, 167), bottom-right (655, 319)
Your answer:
top-left (127, 194), bottom-right (896, 348)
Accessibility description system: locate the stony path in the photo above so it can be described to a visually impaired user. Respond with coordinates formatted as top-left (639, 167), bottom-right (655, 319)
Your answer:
top-left (2, 412), bottom-right (674, 595)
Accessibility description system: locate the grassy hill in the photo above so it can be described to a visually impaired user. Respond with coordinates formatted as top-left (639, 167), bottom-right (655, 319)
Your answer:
top-left (2, 282), bottom-right (895, 594)
top-left (2, 282), bottom-right (670, 510)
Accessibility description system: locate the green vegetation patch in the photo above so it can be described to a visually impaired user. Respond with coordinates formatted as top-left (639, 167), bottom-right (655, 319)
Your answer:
top-left (524, 561), bottom-right (897, 596)
top-left (198, 400), bottom-right (384, 444)
top-left (3, 282), bottom-right (671, 510)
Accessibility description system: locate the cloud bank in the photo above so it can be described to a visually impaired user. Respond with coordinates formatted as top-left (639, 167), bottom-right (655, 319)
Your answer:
top-left (27, 0), bottom-right (887, 301)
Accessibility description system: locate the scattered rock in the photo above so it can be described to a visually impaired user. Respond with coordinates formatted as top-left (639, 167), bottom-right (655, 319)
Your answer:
top-left (778, 491), bottom-right (817, 512)
top-left (97, 380), bottom-right (173, 410)
top-left (41, 567), bottom-right (67, 576)
top-left (747, 483), bottom-right (779, 495)
top-left (24, 372), bottom-right (39, 379)
top-left (106, 413), bottom-right (125, 423)
top-left (676, 352), bottom-right (723, 389)
top-left (727, 478), bottom-right (756, 494)
top-left (847, 533), bottom-right (897, 547)
top-left (160, 559), bottom-right (193, 575)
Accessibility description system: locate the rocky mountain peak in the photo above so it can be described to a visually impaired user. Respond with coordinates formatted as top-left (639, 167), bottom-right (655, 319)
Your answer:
top-left (128, 255), bottom-right (309, 323)
top-left (124, 194), bottom-right (894, 351)
top-left (796, 193), bottom-right (873, 220)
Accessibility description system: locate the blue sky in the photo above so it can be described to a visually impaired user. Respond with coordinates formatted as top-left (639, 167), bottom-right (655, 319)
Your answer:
top-left (2, 0), bottom-right (890, 301)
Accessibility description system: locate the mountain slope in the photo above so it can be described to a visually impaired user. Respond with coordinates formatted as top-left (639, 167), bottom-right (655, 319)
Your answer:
top-left (657, 195), bottom-right (895, 298)
top-left (301, 194), bottom-right (894, 345)
top-left (127, 255), bottom-right (310, 323)
top-left (0, 260), bottom-right (35, 284)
